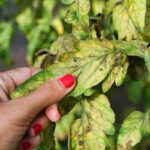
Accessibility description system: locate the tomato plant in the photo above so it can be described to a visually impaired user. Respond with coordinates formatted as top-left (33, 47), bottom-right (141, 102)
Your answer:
top-left (1, 0), bottom-right (150, 149)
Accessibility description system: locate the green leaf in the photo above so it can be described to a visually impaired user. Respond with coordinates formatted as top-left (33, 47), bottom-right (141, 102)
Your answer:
top-left (117, 110), bottom-right (150, 150)
top-left (0, 22), bottom-right (13, 65)
top-left (113, 0), bottom-right (146, 41)
top-left (35, 123), bottom-right (56, 150)
top-left (61, 0), bottom-right (75, 5)
top-left (16, 8), bottom-right (33, 34)
top-left (69, 95), bottom-right (115, 150)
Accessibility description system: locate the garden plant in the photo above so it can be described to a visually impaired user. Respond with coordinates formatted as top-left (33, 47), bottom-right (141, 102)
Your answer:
top-left (0, 0), bottom-right (150, 150)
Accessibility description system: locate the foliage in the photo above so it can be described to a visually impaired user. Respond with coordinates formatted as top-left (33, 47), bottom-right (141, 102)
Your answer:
top-left (0, 0), bottom-right (149, 149)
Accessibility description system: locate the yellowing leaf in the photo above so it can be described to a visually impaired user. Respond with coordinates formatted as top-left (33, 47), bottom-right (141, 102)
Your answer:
top-left (65, 0), bottom-right (90, 40)
top-left (102, 54), bottom-right (129, 93)
top-left (50, 34), bottom-right (77, 58)
top-left (117, 110), bottom-right (150, 150)
top-left (143, 0), bottom-right (150, 42)
top-left (113, 0), bottom-right (146, 41)
top-left (125, 0), bottom-right (146, 31)
top-left (69, 95), bottom-right (115, 150)
top-left (113, 4), bottom-right (138, 40)
top-left (11, 39), bottom-right (150, 98)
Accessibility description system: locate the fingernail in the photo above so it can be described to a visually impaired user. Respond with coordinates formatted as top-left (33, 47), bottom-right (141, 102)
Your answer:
top-left (20, 141), bottom-right (31, 150)
top-left (59, 74), bottom-right (75, 88)
top-left (32, 124), bottom-right (42, 136)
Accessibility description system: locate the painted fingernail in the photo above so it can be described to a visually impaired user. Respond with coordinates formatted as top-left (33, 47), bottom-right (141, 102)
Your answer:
top-left (32, 124), bottom-right (42, 136)
top-left (59, 74), bottom-right (75, 88)
top-left (20, 141), bottom-right (31, 150)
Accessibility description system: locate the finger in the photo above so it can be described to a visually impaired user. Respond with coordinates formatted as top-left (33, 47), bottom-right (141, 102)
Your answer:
top-left (19, 135), bottom-right (41, 150)
top-left (11, 74), bottom-right (76, 123)
top-left (0, 67), bottom-right (40, 95)
top-left (45, 104), bottom-right (61, 122)
top-left (28, 114), bottom-right (49, 137)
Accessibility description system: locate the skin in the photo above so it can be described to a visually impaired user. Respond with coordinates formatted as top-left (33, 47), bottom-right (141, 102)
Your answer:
top-left (0, 67), bottom-right (75, 150)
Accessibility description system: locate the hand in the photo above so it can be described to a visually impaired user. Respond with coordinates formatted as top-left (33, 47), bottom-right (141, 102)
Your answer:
top-left (0, 67), bottom-right (75, 150)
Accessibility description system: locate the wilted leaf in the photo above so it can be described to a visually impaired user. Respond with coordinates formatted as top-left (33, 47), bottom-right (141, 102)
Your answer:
top-left (69, 95), bottom-right (115, 150)
top-left (117, 110), bottom-right (150, 150)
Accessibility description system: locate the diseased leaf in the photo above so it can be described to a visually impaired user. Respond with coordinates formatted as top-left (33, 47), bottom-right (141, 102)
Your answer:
top-left (65, 0), bottom-right (90, 40)
top-left (105, 0), bottom-right (121, 15)
top-left (125, 0), bottom-right (146, 31)
top-left (102, 53), bottom-right (129, 93)
top-left (143, 0), bottom-right (150, 42)
top-left (11, 39), bottom-right (150, 98)
top-left (69, 95), bottom-right (115, 150)
top-left (50, 34), bottom-right (77, 59)
top-left (113, 4), bottom-right (138, 41)
top-left (117, 110), bottom-right (150, 150)
top-left (113, 0), bottom-right (146, 41)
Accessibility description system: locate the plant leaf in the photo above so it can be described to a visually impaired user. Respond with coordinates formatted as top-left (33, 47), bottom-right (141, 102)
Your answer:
top-left (117, 110), bottom-right (150, 150)
top-left (0, 22), bottom-right (13, 65)
top-left (102, 53), bottom-right (129, 93)
top-left (113, 0), bottom-right (146, 41)
top-left (65, 0), bottom-right (90, 40)
top-left (11, 39), bottom-right (150, 99)
top-left (35, 123), bottom-right (56, 150)
top-left (69, 94), bottom-right (115, 150)
top-left (143, 0), bottom-right (150, 42)
top-left (50, 34), bottom-right (77, 59)
top-left (61, 0), bottom-right (75, 5)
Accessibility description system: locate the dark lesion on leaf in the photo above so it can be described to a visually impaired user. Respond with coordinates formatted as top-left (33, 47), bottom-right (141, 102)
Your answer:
top-left (41, 54), bottom-right (57, 68)
top-left (119, 140), bottom-right (132, 150)
top-left (79, 140), bottom-right (84, 146)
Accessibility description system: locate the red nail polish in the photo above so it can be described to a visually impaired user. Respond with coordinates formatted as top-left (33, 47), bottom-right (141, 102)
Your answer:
top-left (59, 74), bottom-right (75, 88)
top-left (21, 141), bottom-right (31, 150)
top-left (33, 124), bottom-right (42, 136)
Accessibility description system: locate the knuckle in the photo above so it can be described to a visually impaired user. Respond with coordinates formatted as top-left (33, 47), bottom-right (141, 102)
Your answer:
top-left (41, 80), bottom-right (64, 101)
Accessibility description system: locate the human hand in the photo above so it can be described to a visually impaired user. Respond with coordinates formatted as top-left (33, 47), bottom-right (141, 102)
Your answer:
top-left (0, 67), bottom-right (75, 150)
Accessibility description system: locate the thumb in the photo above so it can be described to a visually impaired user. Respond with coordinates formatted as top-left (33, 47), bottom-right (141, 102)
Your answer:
top-left (11, 74), bottom-right (76, 122)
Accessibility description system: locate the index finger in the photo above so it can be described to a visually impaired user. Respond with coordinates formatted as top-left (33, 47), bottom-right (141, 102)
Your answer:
top-left (0, 67), bottom-right (40, 96)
